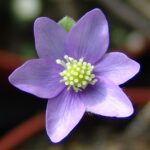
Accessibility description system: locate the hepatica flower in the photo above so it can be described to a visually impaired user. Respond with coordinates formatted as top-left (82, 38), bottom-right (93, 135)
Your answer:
top-left (9, 9), bottom-right (140, 143)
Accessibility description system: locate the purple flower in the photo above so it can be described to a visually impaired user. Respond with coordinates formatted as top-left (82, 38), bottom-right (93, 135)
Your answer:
top-left (9, 8), bottom-right (140, 143)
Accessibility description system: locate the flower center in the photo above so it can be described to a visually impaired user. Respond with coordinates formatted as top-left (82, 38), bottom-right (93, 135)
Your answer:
top-left (56, 55), bottom-right (97, 92)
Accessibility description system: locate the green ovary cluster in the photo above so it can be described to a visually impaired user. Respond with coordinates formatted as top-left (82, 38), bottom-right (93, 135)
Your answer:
top-left (56, 55), bottom-right (97, 92)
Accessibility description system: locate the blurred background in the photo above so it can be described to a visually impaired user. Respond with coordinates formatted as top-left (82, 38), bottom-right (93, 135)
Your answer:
top-left (0, 0), bottom-right (150, 149)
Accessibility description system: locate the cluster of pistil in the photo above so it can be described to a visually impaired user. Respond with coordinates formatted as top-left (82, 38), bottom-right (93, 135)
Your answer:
top-left (56, 55), bottom-right (97, 92)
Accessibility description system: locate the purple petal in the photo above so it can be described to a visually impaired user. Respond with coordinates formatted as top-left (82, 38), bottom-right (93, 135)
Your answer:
top-left (80, 79), bottom-right (133, 117)
top-left (95, 52), bottom-right (140, 85)
top-left (34, 17), bottom-right (67, 61)
top-left (66, 8), bottom-right (109, 64)
top-left (9, 59), bottom-right (65, 99)
top-left (46, 90), bottom-right (85, 143)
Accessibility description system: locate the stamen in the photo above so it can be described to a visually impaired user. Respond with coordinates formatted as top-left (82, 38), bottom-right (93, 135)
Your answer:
top-left (56, 59), bottom-right (66, 68)
top-left (70, 81), bottom-right (74, 85)
top-left (85, 76), bottom-right (90, 81)
top-left (56, 59), bottom-right (61, 64)
top-left (74, 72), bottom-right (78, 76)
top-left (65, 81), bottom-right (69, 85)
top-left (74, 79), bottom-right (78, 83)
top-left (82, 81), bottom-right (87, 86)
top-left (56, 55), bottom-right (97, 92)
top-left (64, 55), bottom-right (69, 60)
top-left (79, 75), bottom-right (83, 78)
top-left (69, 76), bottom-right (74, 80)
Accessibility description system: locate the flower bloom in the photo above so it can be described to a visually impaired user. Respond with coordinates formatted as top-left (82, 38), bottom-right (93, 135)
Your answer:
top-left (9, 8), bottom-right (140, 143)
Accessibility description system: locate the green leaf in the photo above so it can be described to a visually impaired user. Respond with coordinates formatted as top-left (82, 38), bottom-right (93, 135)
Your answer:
top-left (58, 16), bottom-right (76, 32)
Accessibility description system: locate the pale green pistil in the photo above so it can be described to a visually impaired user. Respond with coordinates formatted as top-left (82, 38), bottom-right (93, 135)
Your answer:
top-left (56, 55), bottom-right (97, 92)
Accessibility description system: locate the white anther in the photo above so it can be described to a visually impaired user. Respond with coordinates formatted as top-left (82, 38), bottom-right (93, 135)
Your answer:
top-left (65, 82), bottom-right (69, 85)
top-left (73, 60), bottom-right (77, 63)
top-left (63, 76), bottom-right (68, 81)
top-left (91, 74), bottom-right (95, 78)
top-left (76, 67), bottom-right (80, 71)
top-left (77, 84), bottom-right (82, 87)
top-left (67, 66), bottom-right (71, 69)
top-left (85, 76), bottom-right (90, 80)
top-left (69, 76), bottom-right (74, 80)
top-left (79, 58), bottom-right (84, 62)
top-left (69, 57), bottom-right (73, 61)
top-left (90, 79), bottom-right (97, 85)
top-left (70, 81), bottom-right (74, 85)
top-left (86, 71), bottom-right (91, 75)
top-left (63, 70), bottom-right (66, 74)
top-left (66, 73), bottom-right (70, 76)
top-left (77, 62), bottom-right (82, 66)
top-left (74, 72), bottom-right (78, 76)
top-left (74, 79), bottom-right (78, 83)
top-left (73, 64), bottom-right (77, 68)
top-left (71, 70), bottom-right (75, 74)
top-left (66, 62), bottom-right (71, 66)
top-left (82, 65), bottom-right (86, 70)
top-left (64, 55), bottom-right (69, 59)
top-left (83, 62), bottom-right (87, 65)
top-left (91, 65), bottom-right (94, 69)
top-left (66, 63), bottom-right (71, 69)
top-left (79, 75), bottom-right (83, 78)
top-left (82, 81), bottom-right (87, 86)
top-left (81, 70), bottom-right (85, 74)
top-left (56, 59), bottom-right (62, 64)
top-left (87, 63), bottom-right (91, 66)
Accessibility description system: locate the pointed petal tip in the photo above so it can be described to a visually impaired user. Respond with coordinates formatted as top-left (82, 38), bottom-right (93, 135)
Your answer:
top-left (34, 17), bottom-right (50, 25)
top-left (46, 125), bottom-right (67, 143)
top-left (8, 73), bottom-right (12, 84)
top-left (82, 79), bottom-right (134, 118)
top-left (126, 56), bottom-right (140, 81)
top-left (116, 103), bottom-right (134, 118)
top-left (86, 8), bottom-right (108, 23)
top-left (50, 138), bottom-right (61, 143)
top-left (34, 17), bottom-right (56, 34)
top-left (8, 59), bottom-right (65, 99)
top-left (66, 7), bottom-right (109, 64)
top-left (46, 90), bottom-right (85, 144)
top-left (34, 17), bottom-right (47, 31)
top-left (87, 8), bottom-right (104, 14)
top-left (47, 133), bottom-right (66, 143)
top-left (95, 52), bottom-right (140, 85)
top-left (134, 61), bottom-right (140, 75)
top-left (8, 68), bottom-right (20, 87)
top-left (99, 99), bottom-right (134, 118)
top-left (34, 16), bottom-right (67, 59)
top-left (46, 131), bottom-right (62, 143)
